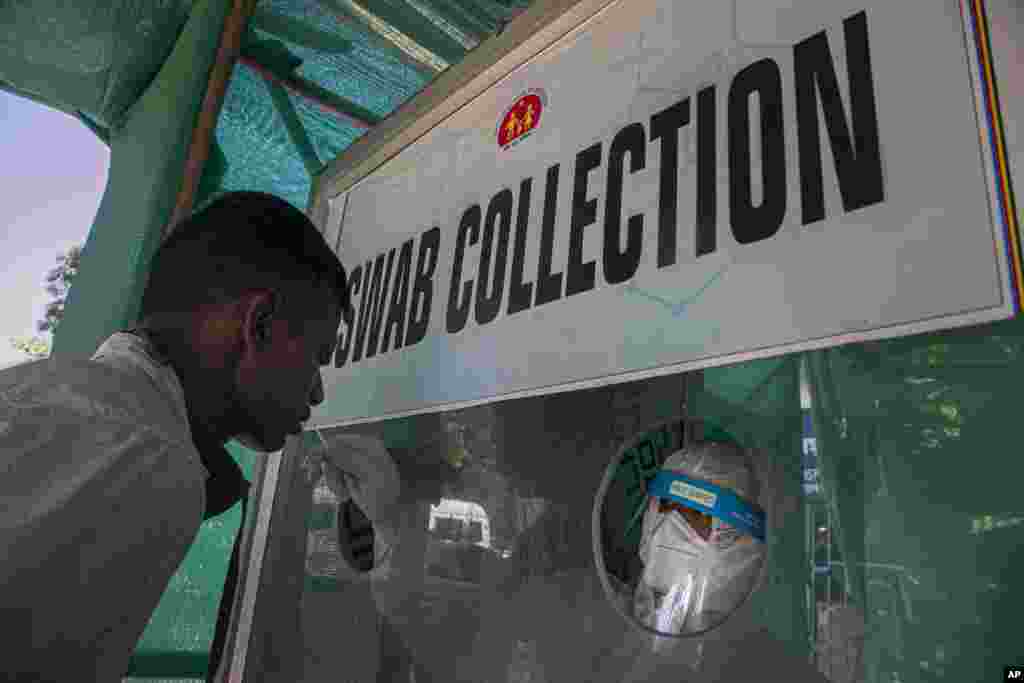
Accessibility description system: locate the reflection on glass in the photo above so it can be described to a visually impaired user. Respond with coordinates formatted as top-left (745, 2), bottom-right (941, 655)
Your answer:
top-left (425, 498), bottom-right (495, 584)
top-left (429, 498), bottom-right (491, 547)
top-left (285, 322), bottom-right (1024, 682)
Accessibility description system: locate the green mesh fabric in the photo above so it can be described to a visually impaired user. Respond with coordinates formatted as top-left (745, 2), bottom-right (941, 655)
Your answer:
top-left (203, 0), bottom-right (530, 212)
top-left (210, 0), bottom-right (438, 211)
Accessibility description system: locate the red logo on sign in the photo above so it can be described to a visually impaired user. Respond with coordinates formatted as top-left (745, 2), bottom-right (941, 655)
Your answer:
top-left (497, 90), bottom-right (545, 150)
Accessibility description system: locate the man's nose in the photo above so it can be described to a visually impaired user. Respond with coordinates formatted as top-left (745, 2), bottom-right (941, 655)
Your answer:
top-left (309, 372), bottom-right (324, 406)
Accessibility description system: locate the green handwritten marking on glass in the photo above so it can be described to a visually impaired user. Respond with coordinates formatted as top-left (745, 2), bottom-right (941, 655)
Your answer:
top-left (624, 265), bottom-right (728, 318)
top-left (616, 426), bottom-right (673, 549)
top-left (613, 422), bottom-right (740, 549)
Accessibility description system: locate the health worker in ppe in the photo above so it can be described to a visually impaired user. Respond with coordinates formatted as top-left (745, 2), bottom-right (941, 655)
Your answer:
top-left (590, 424), bottom-right (830, 683)
top-left (0, 192), bottom-right (353, 683)
top-left (632, 435), bottom-right (767, 637)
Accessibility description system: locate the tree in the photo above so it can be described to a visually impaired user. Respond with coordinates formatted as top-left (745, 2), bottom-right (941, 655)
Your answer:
top-left (7, 244), bottom-right (83, 359)
top-left (8, 335), bottom-right (50, 359)
top-left (38, 244), bottom-right (82, 335)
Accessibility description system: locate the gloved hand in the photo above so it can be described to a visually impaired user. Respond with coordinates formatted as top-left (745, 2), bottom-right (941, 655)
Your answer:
top-left (319, 433), bottom-right (400, 576)
top-left (337, 492), bottom-right (375, 572)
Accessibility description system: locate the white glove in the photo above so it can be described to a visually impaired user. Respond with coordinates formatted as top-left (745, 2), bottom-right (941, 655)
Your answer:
top-left (318, 433), bottom-right (400, 576)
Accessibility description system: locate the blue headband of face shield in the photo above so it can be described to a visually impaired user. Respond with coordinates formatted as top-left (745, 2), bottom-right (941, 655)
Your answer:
top-left (646, 471), bottom-right (767, 542)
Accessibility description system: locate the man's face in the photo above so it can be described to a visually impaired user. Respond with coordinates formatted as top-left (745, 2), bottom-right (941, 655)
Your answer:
top-left (232, 290), bottom-right (342, 452)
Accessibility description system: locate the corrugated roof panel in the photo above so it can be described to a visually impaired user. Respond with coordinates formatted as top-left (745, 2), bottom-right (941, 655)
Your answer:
top-left (288, 86), bottom-right (366, 168)
top-left (214, 64), bottom-right (313, 208)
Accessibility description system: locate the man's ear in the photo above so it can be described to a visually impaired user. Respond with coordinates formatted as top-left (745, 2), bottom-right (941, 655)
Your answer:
top-left (242, 290), bottom-right (278, 350)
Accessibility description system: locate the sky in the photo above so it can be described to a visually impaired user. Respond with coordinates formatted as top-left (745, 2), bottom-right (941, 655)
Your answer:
top-left (0, 91), bottom-right (109, 368)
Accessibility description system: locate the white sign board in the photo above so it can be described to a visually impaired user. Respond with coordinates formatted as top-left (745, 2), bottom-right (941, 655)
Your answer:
top-left (311, 0), bottom-right (1021, 427)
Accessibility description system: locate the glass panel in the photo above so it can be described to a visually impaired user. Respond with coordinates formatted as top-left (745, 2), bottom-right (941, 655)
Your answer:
top-left (293, 366), bottom-right (831, 682)
top-left (284, 317), bottom-right (1024, 682)
top-left (801, 316), bottom-right (1024, 683)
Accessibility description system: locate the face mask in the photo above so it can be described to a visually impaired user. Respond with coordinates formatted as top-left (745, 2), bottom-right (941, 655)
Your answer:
top-left (634, 499), bottom-right (712, 635)
top-left (633, 481), bottom-right (765, 637)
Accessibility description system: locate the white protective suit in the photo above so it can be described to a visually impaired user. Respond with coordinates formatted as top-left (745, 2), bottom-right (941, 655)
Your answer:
top-left (0, 333), bottom-right (208, 682)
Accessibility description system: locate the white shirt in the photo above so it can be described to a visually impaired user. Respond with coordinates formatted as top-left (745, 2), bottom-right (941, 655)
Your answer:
top-left (0, 333), bottom-right (207, 682)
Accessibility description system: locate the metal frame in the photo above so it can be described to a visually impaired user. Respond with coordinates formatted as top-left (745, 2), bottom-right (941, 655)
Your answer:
top-left (221, 435), bottom-right (320, 682)
top-left (218, 452), bottom-right (283, 682)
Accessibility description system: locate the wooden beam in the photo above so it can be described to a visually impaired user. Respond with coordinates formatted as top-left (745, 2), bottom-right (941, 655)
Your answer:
top-left (168, 0), bottom-right (260, 233)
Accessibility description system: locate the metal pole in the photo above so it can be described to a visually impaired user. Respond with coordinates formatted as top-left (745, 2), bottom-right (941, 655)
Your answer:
top-left (226, 452), bottom-right (284, 682)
